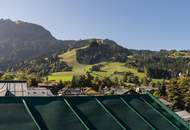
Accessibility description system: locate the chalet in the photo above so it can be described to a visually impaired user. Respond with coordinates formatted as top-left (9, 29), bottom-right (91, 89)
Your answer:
top-left (60, 88), bottom-right (82, 96)
top-left (0, 80), bottom-right (53, 96)
top-left (27, 87), bottom-right (53, 96)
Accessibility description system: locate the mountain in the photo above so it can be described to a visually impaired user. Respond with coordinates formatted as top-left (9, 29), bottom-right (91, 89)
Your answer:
top-left (0, 19), bottom-right (131, 71)
top-left (75, 39), bottom-right (131, 64)
top-left (10, 38), bottom-right (132, 76)
top-left (0, 19), bottom-right (71, 69)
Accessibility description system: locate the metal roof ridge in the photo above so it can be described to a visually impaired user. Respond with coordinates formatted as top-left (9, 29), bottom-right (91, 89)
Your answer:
top-left (63, 98), bottom-right (90, 130)
top-left (95, 97), bottom-right (127, 130)
top-left (146, 92), bottom-right (190, 130)
top-left (22, 99), bottom-right (42, 130)
top-left (120, 97), bottom-right (157, 130)
top-left (140, 97), bottom-right (180, 130)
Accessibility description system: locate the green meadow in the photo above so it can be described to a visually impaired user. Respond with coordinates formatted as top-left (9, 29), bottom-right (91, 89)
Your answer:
top-left (48, 48), bottom-right (160, 82)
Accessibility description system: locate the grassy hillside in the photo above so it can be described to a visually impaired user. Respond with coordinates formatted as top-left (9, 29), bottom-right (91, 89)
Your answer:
top-left (47, 40), bottom-right (167, 83)
top-left (170, 51), bottom-right (190, 58)
top-left (48, 47), bottom-right (146, 82)
top-left (48, 46), bottom-right (91, 81)
top-left (91, 62), bottom-right (145, 79)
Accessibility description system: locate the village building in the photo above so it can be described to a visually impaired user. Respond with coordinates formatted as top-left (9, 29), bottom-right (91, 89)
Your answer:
top-left (0, 81), bottom-right (53, 96)
top-left (176, 110), bottom-right (190, 123)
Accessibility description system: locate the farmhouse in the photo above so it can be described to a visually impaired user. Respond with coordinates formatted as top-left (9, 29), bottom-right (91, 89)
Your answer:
top-left (0, 80), bottom-right (53, 96)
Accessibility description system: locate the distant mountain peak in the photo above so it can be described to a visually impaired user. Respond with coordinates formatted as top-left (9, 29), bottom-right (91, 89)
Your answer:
top-left (0, 19), bottom-right (25, 25)
top-left (15, 20), bottom-right (24, 25)
top-left (0, 19), bottom-right (55, 41)
top-left (0, 19), bottom-right (131, 70)
top-left (75, 39), bottom-right (131, 64)
top-left (0, 19), bottom-right (26, 24)
top-left (0, 19), bottom-right (66, 69)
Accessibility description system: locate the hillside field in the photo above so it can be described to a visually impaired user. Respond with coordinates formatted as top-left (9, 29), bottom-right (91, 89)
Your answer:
top-left (48, 48), bottom-right (147, 82)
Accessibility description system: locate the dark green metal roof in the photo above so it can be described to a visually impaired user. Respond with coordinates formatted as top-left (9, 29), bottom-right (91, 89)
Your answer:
top-left (0, 93), bottom-right (189, 130)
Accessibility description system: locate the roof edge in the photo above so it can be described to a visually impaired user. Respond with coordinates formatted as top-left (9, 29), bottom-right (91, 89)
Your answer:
top-left (146, 92), bottom-right (190, 129)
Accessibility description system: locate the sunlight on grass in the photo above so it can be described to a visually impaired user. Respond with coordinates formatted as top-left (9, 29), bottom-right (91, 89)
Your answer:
top-left (49, 48), bottom-right (148, 82)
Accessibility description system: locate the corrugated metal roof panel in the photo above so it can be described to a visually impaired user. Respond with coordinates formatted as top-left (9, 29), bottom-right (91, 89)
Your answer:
top-left (0, 93), bottom-right (189, 130)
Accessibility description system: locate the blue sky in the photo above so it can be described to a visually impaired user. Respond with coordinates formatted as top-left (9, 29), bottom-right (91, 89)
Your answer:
top-left (0, 0), bottom-right (190, 50)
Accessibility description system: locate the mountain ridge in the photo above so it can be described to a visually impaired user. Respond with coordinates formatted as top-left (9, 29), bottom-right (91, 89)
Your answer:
top-left (75, 39), bottom-right (131, 64)
top-left (0, 19), bottom-right (73, 69)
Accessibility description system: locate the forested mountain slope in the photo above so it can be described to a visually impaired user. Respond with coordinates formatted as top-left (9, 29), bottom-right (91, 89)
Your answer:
top-left (0, 19), bottom-right (72, 69)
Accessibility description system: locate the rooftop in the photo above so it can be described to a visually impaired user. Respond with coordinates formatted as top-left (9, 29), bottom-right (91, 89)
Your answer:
top-left (176, 110), bottom-right (190, 123)
top-left (0, 81), bottom-right (53, 97)
top-left (159, 98), bottom-right (172, 106)
top-left (0, 81), bottom-right (28, 96)
top-left (0, 93), bottom-right (189, 130)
